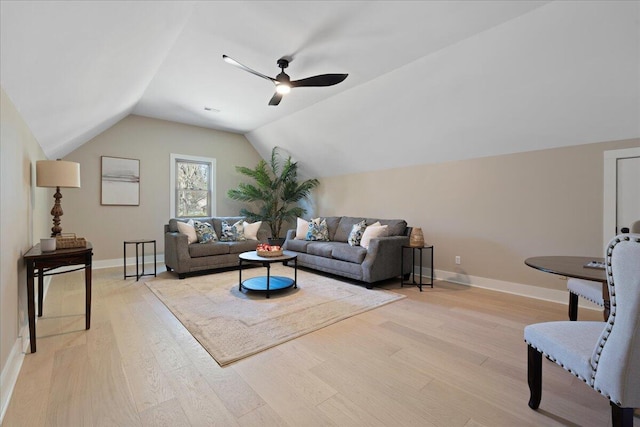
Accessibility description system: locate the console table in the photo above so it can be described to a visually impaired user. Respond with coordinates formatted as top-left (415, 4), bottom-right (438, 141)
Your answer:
top-left (23, 242), bottom-right (93, 353)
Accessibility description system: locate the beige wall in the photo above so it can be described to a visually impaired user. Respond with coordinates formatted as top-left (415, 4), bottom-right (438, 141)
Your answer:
top-left (62, 115), bottom-right (263, 261)
top-left (1, 88), bottom-right (49, 387)
top-left (316, 138), bottom-right (640, 291)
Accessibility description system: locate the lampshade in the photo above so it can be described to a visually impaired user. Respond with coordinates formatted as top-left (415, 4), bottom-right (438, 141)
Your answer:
top-left (36, 160), bottom-right (81, 188)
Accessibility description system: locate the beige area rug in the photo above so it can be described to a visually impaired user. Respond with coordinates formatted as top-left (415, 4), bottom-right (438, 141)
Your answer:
top-left (145, 265), bottom-right (405, 366)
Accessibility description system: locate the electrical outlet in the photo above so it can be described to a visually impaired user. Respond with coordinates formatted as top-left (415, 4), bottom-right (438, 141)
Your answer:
top-left (455, 256), bottom-right (461, 265)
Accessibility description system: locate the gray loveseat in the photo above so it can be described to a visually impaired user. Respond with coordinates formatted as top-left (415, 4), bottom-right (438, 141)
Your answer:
top-left (164, 216), bottom-right (270, 278)
top-left (283, 216), bottom-right (412, 288)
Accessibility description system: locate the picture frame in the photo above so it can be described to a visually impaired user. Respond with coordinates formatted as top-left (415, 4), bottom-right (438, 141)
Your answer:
top-left (101, 156), bottom-right (140, 206)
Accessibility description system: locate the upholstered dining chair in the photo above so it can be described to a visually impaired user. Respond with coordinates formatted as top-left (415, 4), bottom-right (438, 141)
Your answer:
top-left (524, 234), bottom-right (640, 427)
top-left (567, 278), bottom-right (604, 321)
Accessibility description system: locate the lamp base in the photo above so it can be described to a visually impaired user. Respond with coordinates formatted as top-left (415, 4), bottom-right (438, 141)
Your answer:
top-left (50, 186), bottom-right (63, 237)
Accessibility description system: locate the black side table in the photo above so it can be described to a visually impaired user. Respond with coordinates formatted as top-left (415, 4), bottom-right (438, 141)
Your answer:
top-left (401, 245), bottom-right (434, 291)
top-left (124, 239), bottom-right (157, 281)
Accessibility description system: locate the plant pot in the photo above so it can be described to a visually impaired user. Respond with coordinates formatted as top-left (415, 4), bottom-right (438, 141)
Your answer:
top-left (268, 237), bottom-right (286, 247)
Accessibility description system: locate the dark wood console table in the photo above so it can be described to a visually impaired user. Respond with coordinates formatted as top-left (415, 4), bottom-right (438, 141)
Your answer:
top-left (23, 242), bottom-right (93, 353)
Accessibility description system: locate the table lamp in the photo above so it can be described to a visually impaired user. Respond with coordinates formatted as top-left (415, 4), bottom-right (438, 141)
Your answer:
top-left (36, 159), bottom-right (81, 237)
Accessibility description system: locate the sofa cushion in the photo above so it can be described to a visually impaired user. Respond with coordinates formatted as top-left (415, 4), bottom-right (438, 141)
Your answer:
top-left (227, 240), bottom-right (260, 254)
top-left (189, 242), bottom-right (230, 258)
top-left (307, 242), bottom-right (338, 258)
top-left (286, 239), bottom-right (312, 253)
top-left (334, 217), bottom-right (366, 242)
top-left (324, 217), bottom-right (341, 241)
top-left (366, 218), bottom-right (406, 237)
top-left (332, 244), bottom-right (367, 264)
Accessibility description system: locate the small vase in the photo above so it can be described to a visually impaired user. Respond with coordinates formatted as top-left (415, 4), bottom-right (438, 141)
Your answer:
top-left (409, 227), bottom-right (424, 247)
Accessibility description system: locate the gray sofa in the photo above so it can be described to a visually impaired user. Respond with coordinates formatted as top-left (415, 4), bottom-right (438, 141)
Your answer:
top-left (164, 216), bottom-right (270, 279)
top-left (283, 216), bottom-right (412, 288)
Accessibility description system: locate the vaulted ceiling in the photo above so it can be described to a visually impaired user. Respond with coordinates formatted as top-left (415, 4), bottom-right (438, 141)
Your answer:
top-left (1, 1), bottom-right (638, 178)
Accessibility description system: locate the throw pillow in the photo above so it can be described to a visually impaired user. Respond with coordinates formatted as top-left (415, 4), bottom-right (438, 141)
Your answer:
top-left (360, 224), bottom-right (388, 249)
top-left (295, 217), bottom-right (310, 240)
top-left (220, 220), bottom-right (246, 241)
top-left (176, 219), bottom-right (197, 244)
top-left (306, 218), bottom-right (330, 241)
top-left (347, 220), bottom-right (367, 246)
top-left (243, 221), bottom-right (262, 240)
top-left (194, 220), bottom-right (218, 243)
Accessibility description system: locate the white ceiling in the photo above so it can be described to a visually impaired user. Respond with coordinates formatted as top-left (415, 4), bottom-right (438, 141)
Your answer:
top-left (1, 1), bottom-right (638, 178)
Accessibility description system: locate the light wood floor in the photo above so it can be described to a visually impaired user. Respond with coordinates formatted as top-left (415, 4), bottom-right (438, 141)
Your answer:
top-left (3, 266), bottom-right (635, 427)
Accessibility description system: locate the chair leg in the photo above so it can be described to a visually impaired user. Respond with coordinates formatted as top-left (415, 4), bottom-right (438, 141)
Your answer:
top-left (527, 345), bottom-right (542, 409)
top-left (610, 402), bottom-right (633, 427)
top-left (568, 292), bottom-right (579, 321)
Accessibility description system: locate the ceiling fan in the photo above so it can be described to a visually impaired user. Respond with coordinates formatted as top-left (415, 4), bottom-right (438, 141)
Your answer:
top-left (222, 55), bottom-right (348, 106)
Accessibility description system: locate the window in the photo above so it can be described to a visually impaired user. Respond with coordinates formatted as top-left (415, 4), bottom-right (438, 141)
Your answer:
top-left (170, 154), bottom-right (216, 218)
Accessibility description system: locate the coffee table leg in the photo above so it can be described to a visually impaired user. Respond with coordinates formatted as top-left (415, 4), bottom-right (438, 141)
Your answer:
top-left (294, 257), bottom-right (297, 288)
top-left (238, 259), bottom-right (243, 292)
top-left (266, 263), bottom-right (271, 298)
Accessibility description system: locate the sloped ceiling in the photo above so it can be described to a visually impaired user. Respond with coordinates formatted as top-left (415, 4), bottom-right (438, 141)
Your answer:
top-left (1, 1), bottom-right (638, 177)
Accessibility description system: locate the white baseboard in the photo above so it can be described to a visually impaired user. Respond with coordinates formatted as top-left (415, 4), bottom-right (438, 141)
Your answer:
top-left (93, 254), bottom-right (165, 271)
top-left (423, 267), bottom-right (601, 311)
top-left (0, 335), bottom-right (25, 423)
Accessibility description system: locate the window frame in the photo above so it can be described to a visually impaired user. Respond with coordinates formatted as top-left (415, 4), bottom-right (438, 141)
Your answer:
top-left (170, 153), bottom-right (216, 218)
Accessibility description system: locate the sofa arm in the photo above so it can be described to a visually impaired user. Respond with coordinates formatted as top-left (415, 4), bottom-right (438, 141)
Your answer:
top-left (361, 235), bottom-right (410, 283)
top-left (283, 229), bottom-right (296, 249)
top-left (164, 232), bottom-right (191, 273)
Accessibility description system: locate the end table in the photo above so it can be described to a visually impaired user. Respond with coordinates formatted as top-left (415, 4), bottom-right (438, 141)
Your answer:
top-left (401, 245), bottom-right (434, 291)
top-left (124, 239), bottom-right (157, 281)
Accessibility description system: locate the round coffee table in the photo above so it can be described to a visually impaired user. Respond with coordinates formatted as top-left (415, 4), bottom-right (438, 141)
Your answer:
top-left (238, 250), bottom-right (297, 298)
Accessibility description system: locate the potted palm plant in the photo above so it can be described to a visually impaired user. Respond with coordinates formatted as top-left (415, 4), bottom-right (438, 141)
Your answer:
top-left (227, 147), bottom-right (319, 246)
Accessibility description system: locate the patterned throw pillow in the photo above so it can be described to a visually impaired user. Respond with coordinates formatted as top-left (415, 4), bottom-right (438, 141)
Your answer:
top-left (305, 218), bottom-right (330, 241)
top-left (193, 220), bottom-right (218, 243)
top-left (220, 220), bottom-right (246, 241)
top-left (347, 220), bottom-right (367, 246)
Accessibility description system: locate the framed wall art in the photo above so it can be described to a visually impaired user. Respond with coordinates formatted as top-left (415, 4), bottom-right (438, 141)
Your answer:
top-left (101, 156), bottom-right (140, 206)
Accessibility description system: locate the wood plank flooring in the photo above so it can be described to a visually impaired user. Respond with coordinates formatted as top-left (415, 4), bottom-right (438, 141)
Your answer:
top-left (3, 266), bottom-right (635, 426)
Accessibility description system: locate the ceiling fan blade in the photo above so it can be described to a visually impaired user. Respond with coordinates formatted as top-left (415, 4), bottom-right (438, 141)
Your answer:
top-left (290, 74), bottom-right (348, 88)
top-left (268, 92), bottom-right (283, 106)
top-left (222, 55), bottom-right (275, 82)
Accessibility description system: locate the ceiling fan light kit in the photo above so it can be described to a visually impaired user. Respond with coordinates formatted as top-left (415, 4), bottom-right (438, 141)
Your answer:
top-left (223, 54), bottom-right (347, 106)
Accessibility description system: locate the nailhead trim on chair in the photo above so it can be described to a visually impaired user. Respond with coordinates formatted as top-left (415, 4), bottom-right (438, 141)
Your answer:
top-left (568, 290), bottom-right (605, 305)
top-left (591, 236), bottom-right (638, 407)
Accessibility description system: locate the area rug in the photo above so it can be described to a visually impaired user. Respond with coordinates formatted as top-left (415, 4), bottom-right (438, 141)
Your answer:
top-left (145, 265), bottom-right (404, 366)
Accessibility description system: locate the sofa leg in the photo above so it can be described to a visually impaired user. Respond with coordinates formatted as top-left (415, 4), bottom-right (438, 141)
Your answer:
top-left (610, 402), bottom-right (633, 427)
top-left (366, 284), bottom-right (373, 289)
top-left (166, 265), bottom-right (172, 272)
top-left (178, 273), bottom-right (186, 279)
top-left (527, 345), bottom-right (542, 410)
